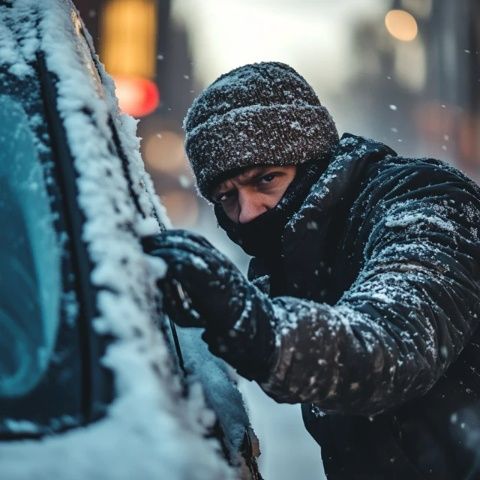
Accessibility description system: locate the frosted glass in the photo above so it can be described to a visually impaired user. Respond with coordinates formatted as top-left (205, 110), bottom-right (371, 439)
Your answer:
top-left (0, 95), bottom-right (61, 397)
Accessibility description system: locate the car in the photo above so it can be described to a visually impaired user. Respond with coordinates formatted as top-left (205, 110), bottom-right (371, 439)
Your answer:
top-left (0, 1), bottom-right (261, 478)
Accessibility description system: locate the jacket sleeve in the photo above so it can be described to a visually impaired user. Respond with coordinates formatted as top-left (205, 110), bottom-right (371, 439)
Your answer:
top-left (259, 162), bottom-right (480, 415)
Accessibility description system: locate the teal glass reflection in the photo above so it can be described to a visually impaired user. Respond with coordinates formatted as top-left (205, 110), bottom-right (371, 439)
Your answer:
top-left (0, 95), bottom-right (61, 397)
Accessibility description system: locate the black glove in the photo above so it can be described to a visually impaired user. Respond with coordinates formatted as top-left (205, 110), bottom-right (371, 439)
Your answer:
top-left (142, 233), bottom-right (202, 328)
top-left (141, 229), bottom-right (277, 382)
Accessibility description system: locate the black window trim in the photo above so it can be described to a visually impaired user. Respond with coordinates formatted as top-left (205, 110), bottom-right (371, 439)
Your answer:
top-left (36, 51), bottom-right (113, 425)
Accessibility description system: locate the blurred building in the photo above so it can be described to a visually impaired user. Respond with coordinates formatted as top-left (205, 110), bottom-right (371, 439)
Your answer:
top-left (345, 0), bottom-right (480, 180)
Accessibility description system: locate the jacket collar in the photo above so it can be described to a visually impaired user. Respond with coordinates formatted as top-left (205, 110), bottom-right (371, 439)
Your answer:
top-left (284, 132), bottom-right (397, 241)
top-left (267, 132), bottom-right (397, 298)
top-left (280, 133), bottom-right (396, 301)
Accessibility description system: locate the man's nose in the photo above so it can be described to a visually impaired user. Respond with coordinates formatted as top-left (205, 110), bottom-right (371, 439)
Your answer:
top-left (238, 192), bottom-right (266, 223)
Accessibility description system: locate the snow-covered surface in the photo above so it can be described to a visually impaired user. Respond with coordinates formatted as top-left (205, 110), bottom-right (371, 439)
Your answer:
top-left (0, 1), bottom-right (250, 478)
top-left (177, 327), bottom-right (252, 457)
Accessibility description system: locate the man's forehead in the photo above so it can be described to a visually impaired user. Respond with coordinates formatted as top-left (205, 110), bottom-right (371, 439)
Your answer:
top-left (235, 166), bottom-right (267, 181)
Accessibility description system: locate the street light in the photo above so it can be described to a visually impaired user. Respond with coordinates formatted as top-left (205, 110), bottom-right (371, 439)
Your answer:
top-left (101, 0), bottom-right (160, 117)
top-left (385, 9), bottom-right (418, 42)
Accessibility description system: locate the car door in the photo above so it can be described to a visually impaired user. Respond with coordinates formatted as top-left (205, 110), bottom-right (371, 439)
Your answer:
top-left (0, 1), bottom-right (260, 478)
top-left (0, 0), bottom-right (167, 438)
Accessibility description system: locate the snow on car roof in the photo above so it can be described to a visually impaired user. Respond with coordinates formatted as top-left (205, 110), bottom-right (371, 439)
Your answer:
top-left (0, 1), bottom-right (236, 478)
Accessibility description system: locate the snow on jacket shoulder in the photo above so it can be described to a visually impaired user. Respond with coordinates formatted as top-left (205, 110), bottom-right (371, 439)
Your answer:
top-left (248, 133), bottom-right (480, 478)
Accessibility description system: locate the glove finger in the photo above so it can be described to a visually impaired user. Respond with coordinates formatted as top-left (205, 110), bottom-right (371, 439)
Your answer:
top-left (160, 279), bottom-right (205, 328)
top-left (201, 329), bottom-right (252, 373)
top-left (141, 229), bottom-right (217, 260)
top-left (159, 248), bottom-right (241, 300)
top-left (155, 247), bottom-right (212, 279)
top-left (153, 248), bottom-right (227, 317)
top-left (156, 248), bottom-right (249, 315)
top-left (140, 232), bottom-right (166, 254)
top-left (155, 247), bottom-right (245, 326)
top-left (153, 232), bottom-right (234, 270)
top-left (157, 229), bottom-right (216, 251)
top-left (153, 240), bottom-right (238, 279)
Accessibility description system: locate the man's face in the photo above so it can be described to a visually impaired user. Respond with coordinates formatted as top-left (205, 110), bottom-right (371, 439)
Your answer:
top-left (211, 165), bottom-right (297, 224)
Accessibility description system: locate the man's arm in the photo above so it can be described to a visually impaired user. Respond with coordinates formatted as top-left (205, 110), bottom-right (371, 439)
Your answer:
top-left (261, 163), bottom-right (480, 415)
top-left (143, 164), bottom-right (480, 415)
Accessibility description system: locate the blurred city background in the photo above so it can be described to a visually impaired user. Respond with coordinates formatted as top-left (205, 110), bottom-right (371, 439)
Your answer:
top-left (75, 1), bottom-right (480, 478)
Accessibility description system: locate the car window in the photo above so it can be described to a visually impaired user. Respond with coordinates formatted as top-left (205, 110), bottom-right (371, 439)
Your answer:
top-left (0, 68), bottom-right (84, 434)
top-left (0, 95), bottom-right (62, 398)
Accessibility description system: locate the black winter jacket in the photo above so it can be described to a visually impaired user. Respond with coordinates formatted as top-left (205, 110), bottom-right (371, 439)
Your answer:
top-left (246, 133), bottom-right (480, 479)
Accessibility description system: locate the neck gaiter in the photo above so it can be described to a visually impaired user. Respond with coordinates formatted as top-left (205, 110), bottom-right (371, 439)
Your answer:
top-left (214, 160), bottom-right (327, 262)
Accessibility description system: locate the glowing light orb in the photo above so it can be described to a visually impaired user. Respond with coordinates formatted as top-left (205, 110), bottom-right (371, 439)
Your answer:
top-left (385, 10), bottom-right (418, 42)
top-left (113, 76), bottom-right (159, 117)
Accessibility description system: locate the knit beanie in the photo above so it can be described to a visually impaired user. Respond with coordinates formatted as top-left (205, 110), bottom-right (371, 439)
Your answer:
top-left (182, 61), bottom-right (339, 199)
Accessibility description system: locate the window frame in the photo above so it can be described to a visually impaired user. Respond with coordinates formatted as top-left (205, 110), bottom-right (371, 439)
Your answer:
top-left (36, 50), bottom-right (114, 423)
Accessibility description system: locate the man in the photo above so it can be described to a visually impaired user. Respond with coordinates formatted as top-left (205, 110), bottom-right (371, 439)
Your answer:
top-left (144, 62), bottom-right (480, 479)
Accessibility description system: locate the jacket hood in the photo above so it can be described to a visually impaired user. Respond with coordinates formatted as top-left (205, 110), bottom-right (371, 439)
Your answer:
top-left (284, 133), bottom-right (397, 237)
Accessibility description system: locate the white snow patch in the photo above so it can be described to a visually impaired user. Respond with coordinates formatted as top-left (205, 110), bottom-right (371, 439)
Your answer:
top-left (385, 212), bottom-right (455, 231)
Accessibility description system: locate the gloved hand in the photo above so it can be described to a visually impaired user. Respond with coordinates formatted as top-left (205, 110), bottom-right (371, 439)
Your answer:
top-left (141, 229), bottom-right (277, 382)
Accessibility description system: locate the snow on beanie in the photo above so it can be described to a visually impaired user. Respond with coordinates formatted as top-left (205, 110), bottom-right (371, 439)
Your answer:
top-left (182, 61), bottom-right (340, 199)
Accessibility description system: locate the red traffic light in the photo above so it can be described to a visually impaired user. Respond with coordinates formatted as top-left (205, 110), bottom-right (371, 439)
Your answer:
top-left (113, 75), bottom-right (160, 117)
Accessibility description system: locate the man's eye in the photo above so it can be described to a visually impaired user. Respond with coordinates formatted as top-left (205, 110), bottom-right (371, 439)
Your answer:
top-left (216, 191), bottom-right (234, 203)
top-left (259, 173), bottom-right (277, 184)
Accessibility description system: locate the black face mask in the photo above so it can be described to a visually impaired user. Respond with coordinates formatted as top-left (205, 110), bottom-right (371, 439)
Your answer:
top-left (214, 160), bottom-right (327, 260)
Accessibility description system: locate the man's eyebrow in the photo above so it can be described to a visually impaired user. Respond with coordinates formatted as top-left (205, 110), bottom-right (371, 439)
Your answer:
top-left (237, 167), bottom-right (269, 183)
top-left (213, 166), bottom-right (276, 197)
